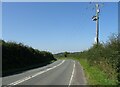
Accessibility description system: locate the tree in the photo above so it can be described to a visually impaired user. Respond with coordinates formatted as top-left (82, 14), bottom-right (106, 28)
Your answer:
top-left (64, 52), bottom-right (68, 57)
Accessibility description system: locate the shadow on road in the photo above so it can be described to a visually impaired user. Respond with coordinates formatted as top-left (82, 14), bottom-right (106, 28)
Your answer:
top-left (2, 61), bottom-right (55, 77)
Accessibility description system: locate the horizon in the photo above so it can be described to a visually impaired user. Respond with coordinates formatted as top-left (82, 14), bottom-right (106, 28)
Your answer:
top-left (2, 2), bottom-right (118, 54)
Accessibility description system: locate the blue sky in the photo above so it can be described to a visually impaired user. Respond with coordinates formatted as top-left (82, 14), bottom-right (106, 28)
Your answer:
top-left (2, 2), bottom-right (118, 54)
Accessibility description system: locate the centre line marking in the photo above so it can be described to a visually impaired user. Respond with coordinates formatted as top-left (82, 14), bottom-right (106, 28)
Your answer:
top-left (68, 61), bottom-right (75, 87)
top-left (8, 60), bottom-right (65, 86)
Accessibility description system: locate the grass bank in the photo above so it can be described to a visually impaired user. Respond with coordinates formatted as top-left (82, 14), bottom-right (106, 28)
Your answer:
top-left (78, 58), bottom-right (117, 85)
top-left (55, 34), bottom-right (119, 85)
top-left (57, 57), bottom-right (117, 85)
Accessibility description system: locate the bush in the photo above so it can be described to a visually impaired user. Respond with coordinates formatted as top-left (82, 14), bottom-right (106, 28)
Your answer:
top-left (78, 34), bottom-right (120, 84)
top-left (61, 34), bottom-right (120, 84)
top-left (1, 40), bottom-right (56, 75)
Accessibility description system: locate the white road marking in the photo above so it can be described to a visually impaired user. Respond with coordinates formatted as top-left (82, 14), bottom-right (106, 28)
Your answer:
top-left (8, 60), bottom-right (65, 85)
top-left (78, 61), bottom-right (87, 84)
top-left (68, 61), bottom-right (75, 87)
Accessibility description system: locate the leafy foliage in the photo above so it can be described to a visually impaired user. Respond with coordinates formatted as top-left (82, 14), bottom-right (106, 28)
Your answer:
top-left (78, 34), bottom-right (120, 84)
top-left (64, 52), bottom-right (70, 57)
top-left (55, 34), bottom-right (120, 85)
top-left (1, 40), bottom-right (56, 76)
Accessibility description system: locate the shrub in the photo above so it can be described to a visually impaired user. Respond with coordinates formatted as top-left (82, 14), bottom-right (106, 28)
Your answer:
top-left (1, 40), bottom-right (56, 74)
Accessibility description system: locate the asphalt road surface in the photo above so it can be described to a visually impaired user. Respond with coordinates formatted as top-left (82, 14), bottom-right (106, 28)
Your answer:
top-left (2, 59), bottom-right (86, 86)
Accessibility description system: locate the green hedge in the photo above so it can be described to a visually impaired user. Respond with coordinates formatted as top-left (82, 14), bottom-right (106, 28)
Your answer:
top-left (55, 34), bottom-right (120, 84)
top-left (79, 34), bottom-right (120, 84)
top-left (1, 40), bottom-right (56, 75)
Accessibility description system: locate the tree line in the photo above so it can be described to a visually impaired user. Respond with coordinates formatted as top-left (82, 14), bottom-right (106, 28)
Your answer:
top-left (1, 40), bottom-right (56, 76)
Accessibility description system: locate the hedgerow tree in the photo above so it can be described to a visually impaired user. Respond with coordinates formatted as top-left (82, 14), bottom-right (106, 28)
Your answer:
top-left (1, 40), bottom-right (56, 76)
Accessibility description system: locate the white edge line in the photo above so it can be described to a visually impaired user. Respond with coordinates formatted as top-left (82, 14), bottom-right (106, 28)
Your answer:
top-left (78, 61), bottom-right (87, 84)
top-left (68, 61), bottom-right (75, 87)
top-left (8, 60), bottom-right (65, 86)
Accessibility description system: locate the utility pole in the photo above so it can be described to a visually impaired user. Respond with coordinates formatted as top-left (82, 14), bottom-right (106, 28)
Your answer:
top-left (92, 4), bottom-right (100, 45)
top-left (96, 4), bottom-right (99, 45)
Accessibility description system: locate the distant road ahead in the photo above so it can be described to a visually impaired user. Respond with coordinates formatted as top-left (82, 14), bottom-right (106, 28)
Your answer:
top-left (2, 59), bottom-right (86, 86)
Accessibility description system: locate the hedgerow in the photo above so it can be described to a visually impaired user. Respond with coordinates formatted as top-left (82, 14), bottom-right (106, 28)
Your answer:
top-left (1, 40), bottom-right (56, 76)
top-left (79, 34), bottom-right (120, 84)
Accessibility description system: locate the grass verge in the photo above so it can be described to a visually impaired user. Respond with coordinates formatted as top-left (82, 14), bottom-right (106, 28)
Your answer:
top-left (57, 57), bottom-right (117, 85)
top-left (78, 58), bottom-right (117, 85)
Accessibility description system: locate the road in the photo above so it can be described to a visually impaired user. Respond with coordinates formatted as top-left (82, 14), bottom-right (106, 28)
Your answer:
top-left (2, 59), bottom-right (86, 86)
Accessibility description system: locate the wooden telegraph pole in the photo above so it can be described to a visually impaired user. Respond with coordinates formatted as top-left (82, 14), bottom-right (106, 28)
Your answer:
top-left (92, 4), bottom-right (100, 45)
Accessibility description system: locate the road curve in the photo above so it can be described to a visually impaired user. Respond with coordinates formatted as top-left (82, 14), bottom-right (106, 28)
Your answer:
top-left (2, 59), bottom-right (86, 86)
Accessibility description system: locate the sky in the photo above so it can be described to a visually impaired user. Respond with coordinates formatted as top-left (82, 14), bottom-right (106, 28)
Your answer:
top-left (2, 2), bottom-right (118, 54)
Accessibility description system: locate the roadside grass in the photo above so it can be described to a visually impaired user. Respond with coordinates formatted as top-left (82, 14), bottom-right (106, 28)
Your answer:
top-left (55, 34), bottom-right (119, 85)
top-left (56, 57), bottom-right (68, 60)
top-left (51, 60), bottom-right (57, 63)
top-left (57, 57), bottom-right (117, 85)
top-left (78, 58), bottom-right (117, 85)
